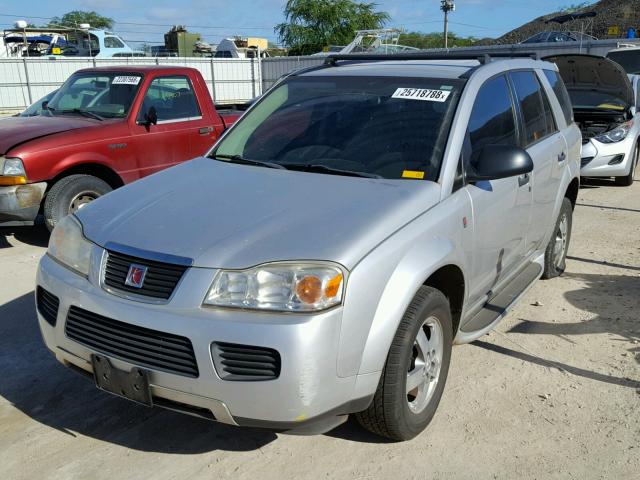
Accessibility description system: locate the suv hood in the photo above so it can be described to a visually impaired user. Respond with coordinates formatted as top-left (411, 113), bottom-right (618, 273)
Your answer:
top-left (544, 54), bottom-right (635, 108)
top-left (0, 115), bottom-right (96, 155)
top-left (77, 158), bottom-right (442, 270)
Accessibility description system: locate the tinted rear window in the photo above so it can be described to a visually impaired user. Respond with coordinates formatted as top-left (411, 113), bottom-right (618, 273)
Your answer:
top-left (511, 71), bottom-right (547, 146)
top-left (543, 69), bottom-right (574, 124)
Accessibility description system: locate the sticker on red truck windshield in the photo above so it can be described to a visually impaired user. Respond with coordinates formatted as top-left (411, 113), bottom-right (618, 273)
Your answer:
top-left (112, 76), bottom-right (142, 85)
top-left (391, 88), bottom-right (450, 102)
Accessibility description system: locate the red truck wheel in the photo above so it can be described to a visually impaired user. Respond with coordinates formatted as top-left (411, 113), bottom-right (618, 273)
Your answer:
top-left (44, 174), bottom-right (112, 231)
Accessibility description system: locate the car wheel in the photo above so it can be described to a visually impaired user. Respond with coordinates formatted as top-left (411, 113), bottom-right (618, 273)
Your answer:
top-left (44, 174), bottom-right (112, 231)
top-left (614, 142), bottom-right (638, 187)
top-left (542, 197), bottom-right (573, 279)
top-left (355, 286), bottom-right (453, 441)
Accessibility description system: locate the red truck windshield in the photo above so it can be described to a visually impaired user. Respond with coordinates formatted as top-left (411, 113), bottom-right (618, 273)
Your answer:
top-left (212, 75), bottom-right (463, 181)
top-left (46, 72), bottom-right (143, 119)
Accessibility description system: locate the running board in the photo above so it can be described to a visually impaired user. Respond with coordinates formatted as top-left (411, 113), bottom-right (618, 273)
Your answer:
top-left (455, 262), bottom-right (542, 344)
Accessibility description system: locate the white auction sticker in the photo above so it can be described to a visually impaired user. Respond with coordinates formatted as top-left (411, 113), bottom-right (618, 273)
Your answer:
top-left (112, 76), bottom-right (141, 85)
top-left (391, 87), bottom-right (450, 102)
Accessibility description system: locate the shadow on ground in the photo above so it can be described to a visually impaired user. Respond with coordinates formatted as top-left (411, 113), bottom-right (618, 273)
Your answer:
top-left (0, 292), bottom-right (278, 453)
top-left (495, 271), bottom-right (640, 379)
top-left (0, 225), bottom-right (50, 249)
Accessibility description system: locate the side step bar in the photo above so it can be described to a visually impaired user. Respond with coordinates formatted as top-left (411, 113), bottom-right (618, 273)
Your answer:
top-left (455, 262), bottom-right (542, 344)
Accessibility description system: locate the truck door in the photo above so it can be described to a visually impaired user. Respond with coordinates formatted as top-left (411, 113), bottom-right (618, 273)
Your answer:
top-left (131, 75), bottom-right (211, 178)
top-left (464, 75), bottom-right (532, 307)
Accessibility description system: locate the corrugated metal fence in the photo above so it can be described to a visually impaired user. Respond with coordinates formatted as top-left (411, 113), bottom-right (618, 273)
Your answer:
top-left (0, 56), bottom-right (328, 113)
top-left (0, 56), bottom-right (276, 113)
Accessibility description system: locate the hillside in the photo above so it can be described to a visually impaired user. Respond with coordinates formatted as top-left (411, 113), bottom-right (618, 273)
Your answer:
top-left (493, 0), bottom-right (640, 44)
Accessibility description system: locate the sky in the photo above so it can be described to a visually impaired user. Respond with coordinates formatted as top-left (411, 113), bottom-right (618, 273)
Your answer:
top-left (0, 0), bottom-right (588, 46)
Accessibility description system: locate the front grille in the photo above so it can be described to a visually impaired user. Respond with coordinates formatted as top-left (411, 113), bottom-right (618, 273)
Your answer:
top-left (212, 342), bottom-right (281, 381)
top-left (103, 250), bottom-right (188, 300)
top-left (581, 156), bottom-right (594, 168)
top-left (65, 306), bottom-right (199, 377)
top-left (36, 287), bottom-right (59, 326)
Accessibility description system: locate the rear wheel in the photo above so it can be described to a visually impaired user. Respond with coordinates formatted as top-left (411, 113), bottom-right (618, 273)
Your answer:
top-left (614, 143), bottom-right (638, 187)
top-left (355, 286), bottom-right (453, 441)
top-left (542, 197), bottom-right (573, 279)
top-left (44, 174), bottom-right (111, 231)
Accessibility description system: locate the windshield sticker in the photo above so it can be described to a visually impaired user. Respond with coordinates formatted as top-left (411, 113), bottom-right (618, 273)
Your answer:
top-left (391, 88), bottom-right (451, 102)
top-left (112, 76), bottom-right (141, 85)
top-left (402, 170), bottom-right (425, 179)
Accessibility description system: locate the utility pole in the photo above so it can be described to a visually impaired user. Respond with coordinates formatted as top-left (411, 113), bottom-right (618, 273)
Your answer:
top-left (441, 0), bottom-right (455, 49)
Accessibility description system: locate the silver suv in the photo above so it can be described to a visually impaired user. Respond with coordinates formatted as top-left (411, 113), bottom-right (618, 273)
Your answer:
top-left (36, 53), bottom-right (581, 441)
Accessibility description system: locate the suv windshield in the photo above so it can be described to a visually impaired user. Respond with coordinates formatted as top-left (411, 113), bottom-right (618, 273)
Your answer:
top-left (211, 76), bottom-right (463, 181)
top-left (46, 72), bottom-right (143, 119)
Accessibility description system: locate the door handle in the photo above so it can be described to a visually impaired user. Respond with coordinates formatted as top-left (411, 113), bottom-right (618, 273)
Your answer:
top-left (199, 127), bottom-right (213, 135)
top-left (518, 173), bottom-right (530, 187)
top-left (558, 151), bottom-right (566, 162)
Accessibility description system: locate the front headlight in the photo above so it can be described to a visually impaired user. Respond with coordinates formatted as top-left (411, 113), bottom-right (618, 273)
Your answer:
top-left (204, 262), bottom-right (346, 312)
top-left (47, 215), bottom-right (92, 277)
top-left (0, 157), bottom-right (27, 185)
top-left (594, 121), bottom-right (633, 144)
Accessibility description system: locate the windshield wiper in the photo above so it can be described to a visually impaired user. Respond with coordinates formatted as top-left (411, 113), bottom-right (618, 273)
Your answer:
top-left (282, 163), bottom-right (382, 179)
top-left (61, 108), bottom-right (104, 121)
top-left (213, 154), bottom-right (286, 170)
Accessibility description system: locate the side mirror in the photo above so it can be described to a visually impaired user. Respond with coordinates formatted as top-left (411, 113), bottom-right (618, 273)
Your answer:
top-left (41, 100), bottom-right (49, 111)
top-left (144, 106), bottom-right (158, 126)
top-left (466, 145), bottom-right (534, 183)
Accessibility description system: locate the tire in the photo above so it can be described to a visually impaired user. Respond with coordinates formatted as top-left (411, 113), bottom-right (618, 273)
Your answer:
top-left (355, 286), bottom-right (453, 441)
top-left (44, 174), bottom-right (112, 231)
top-left (614, 143), bottom-right (638, 187)
top-left (542, 197), bottom-right (573, 279)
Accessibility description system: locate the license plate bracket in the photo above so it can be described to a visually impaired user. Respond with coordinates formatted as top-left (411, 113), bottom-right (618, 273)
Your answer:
top-left (91, 354), bottom-right (152, 407)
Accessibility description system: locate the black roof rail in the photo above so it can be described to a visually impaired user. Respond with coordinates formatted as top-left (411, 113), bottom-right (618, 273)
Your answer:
top-left (324, 51), bottom-right (540, 66)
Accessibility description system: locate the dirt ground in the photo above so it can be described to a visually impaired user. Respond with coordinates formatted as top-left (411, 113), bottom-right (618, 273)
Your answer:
top-left (1, 176), bottom-right (638, 480)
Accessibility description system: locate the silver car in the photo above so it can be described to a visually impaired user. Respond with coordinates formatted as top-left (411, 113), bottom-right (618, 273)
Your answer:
top-left (36, 53), bottom-right (581, 441)
top-left (547, 54), bottom-right (639, 186)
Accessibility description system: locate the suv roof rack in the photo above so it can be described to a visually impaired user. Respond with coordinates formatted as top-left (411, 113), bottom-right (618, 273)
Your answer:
top-left (324, 51), bottom-right (540, 66)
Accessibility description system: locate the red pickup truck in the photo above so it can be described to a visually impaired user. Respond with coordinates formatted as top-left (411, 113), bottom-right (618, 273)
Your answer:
top-left (0, 66), bottom-right (244, 230)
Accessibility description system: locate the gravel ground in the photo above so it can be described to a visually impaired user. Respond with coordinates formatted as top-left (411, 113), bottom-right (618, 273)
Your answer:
top-left (1, 176), bottom-right (638, 480)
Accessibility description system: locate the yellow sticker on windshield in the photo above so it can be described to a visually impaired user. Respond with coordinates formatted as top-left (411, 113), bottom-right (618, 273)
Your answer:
top-left (402, 170), bottom-right (425, 179)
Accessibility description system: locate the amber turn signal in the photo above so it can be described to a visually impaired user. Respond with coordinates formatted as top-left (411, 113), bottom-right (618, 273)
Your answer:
top-left (295, 275), bottom-right (323, 304)
top-left (0, 176), bottom-right (27, 186)
top-left (324, 273), bottom-right (343, 298)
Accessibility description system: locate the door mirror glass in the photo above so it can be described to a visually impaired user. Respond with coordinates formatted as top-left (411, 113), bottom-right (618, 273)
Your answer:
top-left (467, 145), bottom-right (534, 183)
top-left (144, 106), bottom-right (158, 126)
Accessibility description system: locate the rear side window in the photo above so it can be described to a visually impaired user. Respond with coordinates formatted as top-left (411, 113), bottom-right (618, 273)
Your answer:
top-left (139, 76), bottom-right (201, 122)
top-left (467, 75), bottom-right (518, 164)
top-left (543, 70), bottom-right (574, 125)
top-left (510, 71), bottom-right (549, 146)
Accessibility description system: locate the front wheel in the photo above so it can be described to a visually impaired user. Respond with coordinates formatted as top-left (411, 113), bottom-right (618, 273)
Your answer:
top-left (542, 197), bottom-right (573, 279)
top-left (355, 286), bottom-right (453, 441)
top-left (44, 174), bottom-right (112, 231)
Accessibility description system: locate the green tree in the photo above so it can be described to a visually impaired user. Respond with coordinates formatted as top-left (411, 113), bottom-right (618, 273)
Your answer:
top-left (399, 31), bottom-right (477, 49)
top-left (276, 0), bottom-right (390, 55)
top-left (49, 11), bottom-right (114, 29)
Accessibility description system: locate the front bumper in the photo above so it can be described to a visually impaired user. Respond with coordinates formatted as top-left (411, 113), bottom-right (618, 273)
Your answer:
top-left (0, 182), bottom-right (46, 225)
top-left (580, 137), bottom-right (635, 177)
top-left (36, 251), bottom-right (374, 430)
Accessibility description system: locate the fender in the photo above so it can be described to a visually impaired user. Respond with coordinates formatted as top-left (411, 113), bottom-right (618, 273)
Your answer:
top-left (337, 191), bottom-right (471, 378)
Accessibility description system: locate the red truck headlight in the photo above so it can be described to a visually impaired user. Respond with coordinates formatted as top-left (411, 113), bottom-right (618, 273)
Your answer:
top-left (0, 157), bottom-right (27, 185)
